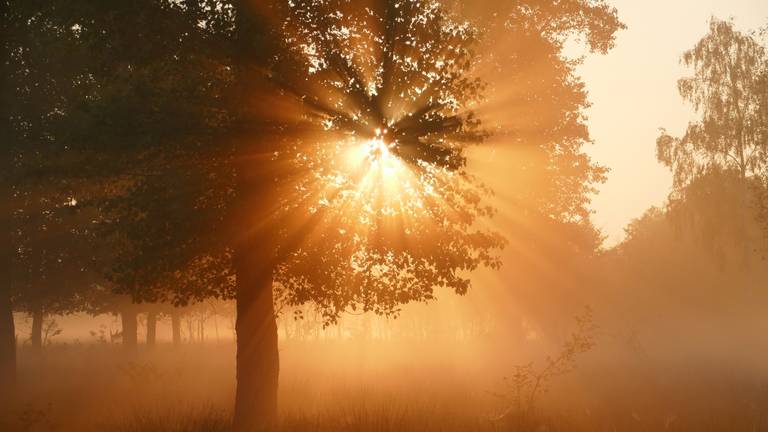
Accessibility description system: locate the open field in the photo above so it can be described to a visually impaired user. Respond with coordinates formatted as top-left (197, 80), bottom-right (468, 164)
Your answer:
top-left (4, 338), bottom-right (768, 432)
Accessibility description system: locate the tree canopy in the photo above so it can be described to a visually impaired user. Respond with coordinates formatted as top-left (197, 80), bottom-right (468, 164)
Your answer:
top-left (657, 18), bottom-right (768, 187)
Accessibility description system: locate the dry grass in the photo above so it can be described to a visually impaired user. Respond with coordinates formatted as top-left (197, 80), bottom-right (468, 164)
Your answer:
top-left (3, 342), bottom-right (768, 432)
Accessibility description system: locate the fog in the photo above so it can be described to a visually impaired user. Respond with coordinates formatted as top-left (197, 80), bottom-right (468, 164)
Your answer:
top-left (4, 1), bottom-right (768, 431)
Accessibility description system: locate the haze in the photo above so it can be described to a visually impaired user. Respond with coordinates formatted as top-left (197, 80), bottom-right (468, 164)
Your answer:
top-left (585, 0), bottom-right (768, 244)
top-left (3, 1), bottom-right (768, 432)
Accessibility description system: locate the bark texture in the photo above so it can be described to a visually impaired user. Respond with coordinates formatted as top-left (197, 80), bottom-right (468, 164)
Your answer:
top-left (232, 246), bottom-right (279, 432)
top-left (231, 3), bottom-right (282, 429)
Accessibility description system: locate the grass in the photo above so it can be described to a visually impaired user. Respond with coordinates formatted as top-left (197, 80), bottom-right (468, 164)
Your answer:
top-left (110, 406), bottom-right (556, 432)
top-left (4, 341), bottom-right (768, 432)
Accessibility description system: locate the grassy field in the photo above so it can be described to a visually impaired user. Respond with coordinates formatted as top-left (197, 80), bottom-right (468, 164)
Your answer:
top-left (3, 340), bottom-right (768, 432)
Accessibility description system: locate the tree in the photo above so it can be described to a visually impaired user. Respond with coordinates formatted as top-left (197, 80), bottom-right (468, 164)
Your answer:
top-left (447, 1), bottom-right (624, 338)
top-left (657, 18), bottom-right (768, 268)
top-left (2, 0), bottom-right (97, 390)
top-left (657, 18), bottom-right (768, 187)
top-left (756, 24), bottom-right (768, 251)
top-left (595, 181), bottom-right (768, 359)
top-left (59, 0), bottom-right (236, 352)
top-left (459, 0), bottom-right (621, 230)
top-left (615, 18), bottom-right (768, 345)
top-left (227, 1), bottom-right (621, 428)
top-left (11, 189), bottom-right (96, 352)
top-left (228, 2), bottom-right (503, 428)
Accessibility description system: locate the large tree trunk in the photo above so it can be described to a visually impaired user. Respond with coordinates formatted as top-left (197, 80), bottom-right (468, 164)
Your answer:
top-left (30, 307), bottom-right (43, 352)
top-left (121, 307), bottom-right (138, 352)
top-left (232, 246), bottom-right (279, 432)
top-left (171, 310), bottom-right (181, 346)
top-left (230, 3), bottom-right (284, 429)
top-left (0, 292), bottom-right (15, 402)
top-left (146, 311), bottom-right (157, 347)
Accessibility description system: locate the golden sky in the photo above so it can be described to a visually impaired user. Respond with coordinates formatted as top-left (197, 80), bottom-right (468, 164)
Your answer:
top-left (581, 0), bottom-right (768, 245)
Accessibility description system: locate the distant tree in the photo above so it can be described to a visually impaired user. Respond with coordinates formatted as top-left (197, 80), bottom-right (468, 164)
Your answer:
top-left (657, 18), bottom-right (768, 267)
top-left (600, 180), bottom-right (768, 355)
top-left (667, 168), bottom-right (766, 262)
top-left (756, 24), bottom-right (768, 251)
top-left (612, 26), bottom-right (768, 336)
top-left (657, 18), bottom-right (768, 187)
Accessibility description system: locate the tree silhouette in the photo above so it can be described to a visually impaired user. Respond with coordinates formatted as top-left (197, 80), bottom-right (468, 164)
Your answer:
top-left (229, 2), bottom-right (505, 428)
top-left (10, 188), bottom-right (96, 351)
top-left (261, 0), bottom-right (503, 320)
top-left (657, 18), bottom-right (768, 269)
top-left (2, 0), bottom-right (98, 394)
top-left (442, 1), bottom-right (623, 339)
top-left (228, 1), bottom-right (622, 428)
top-left (657, 19), bottom-right (768, 186)
top-left (61, 0), bottom-right (236, 351)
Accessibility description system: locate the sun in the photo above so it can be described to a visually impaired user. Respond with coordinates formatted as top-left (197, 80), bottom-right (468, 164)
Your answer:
top-left (361, 129), bottom-right (407, 185)
top-left (364, 129), bottom-right (394, 163)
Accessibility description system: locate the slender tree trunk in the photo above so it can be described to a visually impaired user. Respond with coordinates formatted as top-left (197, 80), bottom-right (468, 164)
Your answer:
top-left (121, 307), bottom-right (138, 352)
top-left (146, 311), bottom-right (157, 347)
top-left (187, 318), bottom-right (195, 343)
top-left (213, 312), bottom-right (220, 343)
top-left (233, 246), bottom-right (279, 432)
top-left (171, 310), bottom-right (181, 346)
top-left (0, 292), bottom-right (15, 403)
top-left (30, 307), bottom-right (43, 352)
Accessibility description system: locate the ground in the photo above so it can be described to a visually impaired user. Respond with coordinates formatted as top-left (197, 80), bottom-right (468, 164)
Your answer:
top-left (4, 338), bottom-right (768, 432)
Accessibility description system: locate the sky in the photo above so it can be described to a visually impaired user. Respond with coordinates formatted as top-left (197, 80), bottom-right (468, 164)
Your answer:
top-left (581, 0), bottom-right (768, 245)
